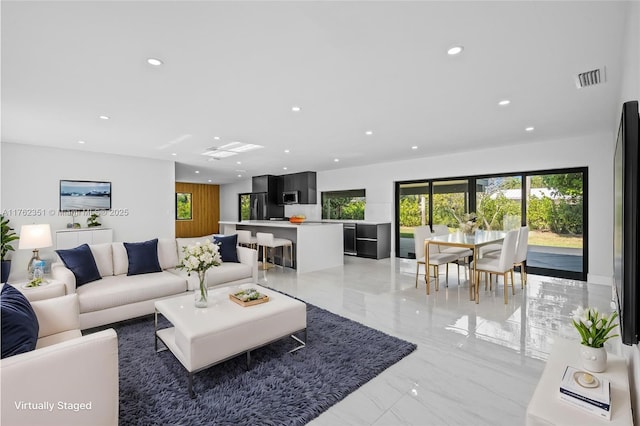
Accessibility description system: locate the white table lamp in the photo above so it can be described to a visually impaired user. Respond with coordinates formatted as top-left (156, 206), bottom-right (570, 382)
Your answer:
top-left (18, 224), bottom-right (53, 277)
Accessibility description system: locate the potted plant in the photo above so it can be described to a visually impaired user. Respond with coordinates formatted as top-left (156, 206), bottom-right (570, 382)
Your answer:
top-left (87, 213), bottom-right (101, 228)
top-left (571, 306), bottom-right (619, 372)
top-left (1, 215), bottom-right (20, 283)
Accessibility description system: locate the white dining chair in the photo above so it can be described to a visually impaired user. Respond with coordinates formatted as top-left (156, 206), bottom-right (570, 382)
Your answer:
top-left (414, 226), bottom-right (431, 287)
top-left (431, 224), bottom-right (472, 280)
top-left (484, 226), bottom-right (529, 288)
top-left (413, 226), bottom-right (459, 291)
top-left (479, 243), bottom-right (502, 258)
top-left (471, 229), bottom-right (518, 304)
top-left (513, 226), bottom-right (529, 287)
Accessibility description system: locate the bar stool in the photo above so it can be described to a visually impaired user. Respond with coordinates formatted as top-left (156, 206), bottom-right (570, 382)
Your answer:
top-left (236, 230), bottom-right (257, 249)
top-left (256, 232), bottom-right (293, 270)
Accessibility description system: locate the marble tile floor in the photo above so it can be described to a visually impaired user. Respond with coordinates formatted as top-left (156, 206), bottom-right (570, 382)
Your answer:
top-left (256, 255), bottom-right (616, 426)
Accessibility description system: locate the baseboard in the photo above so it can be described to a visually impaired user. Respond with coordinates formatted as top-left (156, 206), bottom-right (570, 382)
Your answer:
top-left (587, 274), bottom-right (612, 286)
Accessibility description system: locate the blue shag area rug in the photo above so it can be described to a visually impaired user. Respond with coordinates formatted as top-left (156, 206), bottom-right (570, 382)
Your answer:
top-left (109, 302), bottom-right (416, 425)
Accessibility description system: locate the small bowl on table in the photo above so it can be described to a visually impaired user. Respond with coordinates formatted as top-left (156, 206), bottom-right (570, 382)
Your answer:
top-left (289, 217), bottom-right (305, 224)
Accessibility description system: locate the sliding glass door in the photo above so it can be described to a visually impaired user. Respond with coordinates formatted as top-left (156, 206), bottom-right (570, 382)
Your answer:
top-left (432, 179), bottom-right (469, 232)
top-left (525, 172), bottom-right (585, 278)
top-left (475, 176), bottom-right (522, 231)
top-left (398, 182), bottom-right (430, 258)
top-left (395, 168), bottom-right (587, 280)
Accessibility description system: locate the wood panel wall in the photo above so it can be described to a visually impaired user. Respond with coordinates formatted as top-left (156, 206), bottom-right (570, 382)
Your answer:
top-left (175, 182), bottom-right (220, 238)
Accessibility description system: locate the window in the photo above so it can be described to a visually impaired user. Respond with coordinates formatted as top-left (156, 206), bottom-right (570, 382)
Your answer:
top-left (321, 189), bottom-right (366, 220)
top-left (475, 176), bottom-right (522, 231)
top-left (395, 168), bottom-right (587, 280)
top-left (432, 179), bottom-right (469, 231)
top-left (398, 182), bottom-right (430, 257)
top-left (525, 172), bottom-right (585, 275)
top-left (175, 192), bottom-right (192, 220)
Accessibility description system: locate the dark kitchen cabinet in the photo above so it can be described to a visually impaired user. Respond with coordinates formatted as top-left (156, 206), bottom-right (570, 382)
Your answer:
top-left (252, 175), bottom-right (282, 205)
top-left (280, 171), bottom-right (317, 204)
top-left (355, 223), bottom-right (391, 259)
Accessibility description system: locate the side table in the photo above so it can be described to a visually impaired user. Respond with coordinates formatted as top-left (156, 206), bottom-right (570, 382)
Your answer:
top-left (9, 279), bottom-right (66, 302)
top-left (526, 338), bottom-right (633, 425)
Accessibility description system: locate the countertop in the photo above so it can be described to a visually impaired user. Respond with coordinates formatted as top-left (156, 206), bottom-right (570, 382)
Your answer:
top-left (220, 220), bottom-right (390, 227)
top-left (319, 220), bottom-right (391, 225)
top-left (219, 220), bottom-right (342, 228)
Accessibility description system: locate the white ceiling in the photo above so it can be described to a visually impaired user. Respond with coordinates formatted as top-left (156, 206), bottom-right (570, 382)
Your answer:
top-left (1, 1), bottom-right (629, 184)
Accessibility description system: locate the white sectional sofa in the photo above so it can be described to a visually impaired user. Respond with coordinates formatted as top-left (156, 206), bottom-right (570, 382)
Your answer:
top-left (52, 235), bottom-right (258, 330)
top-left (0, 293), bottom-right (119, 426)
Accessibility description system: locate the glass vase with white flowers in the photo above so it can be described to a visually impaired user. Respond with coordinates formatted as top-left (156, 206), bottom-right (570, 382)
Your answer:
top-left (178, 240), bottom-right (221, 308)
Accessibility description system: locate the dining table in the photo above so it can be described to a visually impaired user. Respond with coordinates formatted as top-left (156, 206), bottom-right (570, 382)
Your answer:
top-left (425, 230), bottom-right (506, 303)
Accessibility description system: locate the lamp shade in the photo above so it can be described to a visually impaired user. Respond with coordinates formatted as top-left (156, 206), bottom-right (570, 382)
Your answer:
top-left (18, 224), bottom-right (53, 250)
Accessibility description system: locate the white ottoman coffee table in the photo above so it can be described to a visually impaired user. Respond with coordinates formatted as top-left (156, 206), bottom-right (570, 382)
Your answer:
top-left (154, 283), bottom-right (307, 397)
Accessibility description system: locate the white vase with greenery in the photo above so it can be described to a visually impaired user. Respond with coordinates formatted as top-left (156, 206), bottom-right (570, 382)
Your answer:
top-left (571, 307), bottom-right (619, 372)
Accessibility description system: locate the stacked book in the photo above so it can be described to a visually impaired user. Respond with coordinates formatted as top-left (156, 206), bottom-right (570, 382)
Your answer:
top-left (558, 365), bottom-right (611, 420)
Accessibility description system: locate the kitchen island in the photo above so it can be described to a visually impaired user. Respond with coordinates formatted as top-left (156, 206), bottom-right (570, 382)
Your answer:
top-left (219, 220), bottom-right (344, 273)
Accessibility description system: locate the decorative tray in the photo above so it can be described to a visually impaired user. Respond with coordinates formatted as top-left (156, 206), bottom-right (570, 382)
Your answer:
top-left (229, 288), bottom-right (269, 307)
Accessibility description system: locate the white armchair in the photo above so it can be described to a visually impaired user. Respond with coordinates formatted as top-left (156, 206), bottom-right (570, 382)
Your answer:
top-left (1, 294), bottom-right (119, 426)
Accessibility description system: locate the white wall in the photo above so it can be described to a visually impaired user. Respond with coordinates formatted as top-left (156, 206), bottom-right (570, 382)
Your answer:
top-left (1, 142), bottom-right (175, 281)
top-left (220, 131), bottom-right (614, 283)
top-left (219, 179), bottom-right (252, 221)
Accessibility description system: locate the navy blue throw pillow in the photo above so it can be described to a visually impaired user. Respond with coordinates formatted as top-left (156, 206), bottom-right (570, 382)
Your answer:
top-left (56, 243), bottom-right (102, 286)
top-left (1, 284), bottom-right (39, 359)
top-left (124, 239), bottom-right (162, 276)
top-left (214, 234), bottom-right (239, 263)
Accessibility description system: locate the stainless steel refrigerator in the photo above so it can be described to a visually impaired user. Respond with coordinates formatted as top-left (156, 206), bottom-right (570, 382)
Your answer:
top-left (239, 192), bottom-right (283, 221)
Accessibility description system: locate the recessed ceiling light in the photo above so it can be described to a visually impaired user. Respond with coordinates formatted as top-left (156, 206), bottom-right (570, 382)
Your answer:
top-left (291, 106), bottom-right (301, 112)
top-left (208, 179), bottom-right (212, 183)
top-left (498, 100), bottom-right (511, 106)
top-left (284, 149), bottom-right (290, 153)
top-left (237, 174), bottom-right (242, 178)
top-left (146, 58), bottom-right (163, 66)
top-left (411, 146), bottom-right (418, 150)
top-left (195, 170), bottom-right (200, 174)
top-left (171, 153), bottom-right (177, 156)
top-left (213, 136), bottom-right (220, 140)
top-left (447, 45), bottom-right (464, 55)
top-left (283, 167), bottom-right (288, 170)
top-left (365, 130), bottom-right (373, 136)
top-left (525, 126), bottom-right (535, 132)
top-left (99, 115), bottom-right (110, 120)
top-left (236, 161), bottom-right (242, 165)
top-left (334, 158), bottom-right (340, 162)
top-left (78, 140), bottom-right (85, 144)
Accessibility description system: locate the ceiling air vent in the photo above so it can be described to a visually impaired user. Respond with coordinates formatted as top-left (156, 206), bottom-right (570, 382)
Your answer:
top-left (575, 67), bottom-right (606, 89)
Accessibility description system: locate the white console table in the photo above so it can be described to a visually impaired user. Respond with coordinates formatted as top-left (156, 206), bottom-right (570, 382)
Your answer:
top-left (55, 228), bottom-right (113, 250)
top-left (526, 338), bottom-right (633, 425)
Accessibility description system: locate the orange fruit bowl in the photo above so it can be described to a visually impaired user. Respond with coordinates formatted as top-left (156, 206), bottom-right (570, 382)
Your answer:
top-left (289, 217), bottom-right (306, 224)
